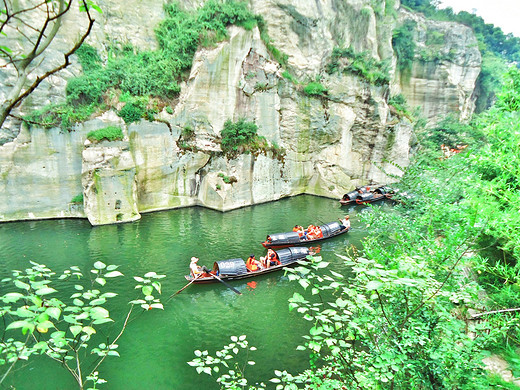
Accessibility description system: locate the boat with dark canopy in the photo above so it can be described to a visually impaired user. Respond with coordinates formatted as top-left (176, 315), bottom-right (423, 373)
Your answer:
top-left (340, 185), bottom-right (393, 206)
top-left (184, 247), bottom-right (311, 284)
top-left (261, 221), bottom-right (349, 249)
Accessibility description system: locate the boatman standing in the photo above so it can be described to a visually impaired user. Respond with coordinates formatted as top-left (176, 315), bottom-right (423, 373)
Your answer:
top-left (339, 215), bottom-right (350, 230)
top-left (190, 257), bottom-right (203, 278)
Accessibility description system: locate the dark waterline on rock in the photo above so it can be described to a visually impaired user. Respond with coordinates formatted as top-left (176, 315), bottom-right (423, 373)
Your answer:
top-left (0, 195), bottom-right (391, 389)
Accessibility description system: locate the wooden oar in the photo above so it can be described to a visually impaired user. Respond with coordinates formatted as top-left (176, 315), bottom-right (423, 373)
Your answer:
top-left (210, 273), bottom-right (242, 295)
top-left (167, 273), bottom-right (203, 300)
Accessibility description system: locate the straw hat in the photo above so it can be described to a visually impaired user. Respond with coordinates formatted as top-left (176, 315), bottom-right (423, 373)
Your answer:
top-left (190, 257), bottom-right (198, 263)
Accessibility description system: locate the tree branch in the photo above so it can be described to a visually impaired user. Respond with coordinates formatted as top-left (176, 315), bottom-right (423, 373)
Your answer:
top-left (470, 307), bottom-right (520, 319)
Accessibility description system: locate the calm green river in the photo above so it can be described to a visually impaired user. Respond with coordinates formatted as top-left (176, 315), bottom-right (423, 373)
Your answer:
top-left (0, 195), bottom-right (387, 389)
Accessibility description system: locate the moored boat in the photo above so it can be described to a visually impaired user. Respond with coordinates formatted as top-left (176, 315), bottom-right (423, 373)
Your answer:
top-left (340, 185), bottom-right (393, 205)
top-left (184, 247), bottom-right (310, 283)
top-left (261, 220), bottom-right (349, 249)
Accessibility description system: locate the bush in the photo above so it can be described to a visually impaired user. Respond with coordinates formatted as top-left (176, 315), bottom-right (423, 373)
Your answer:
top-left (392, 20), bottom-right (417, 71)
top-left (118, 97), bottom-right (148, 124)
top-left (70, 193), bottom-right (84, 204)
top-left (282, 70), bottom-right (298, 84)
top-left (303, 82), bottom-right (327, 96)
top-left (326, 46), bottom-right (390, 85)
top-left (221, 118), bottom-right (258, 154)
top-left (86, 126), bottom-right (124, 142)
top-left (76, 44), bottom-right (102, 72)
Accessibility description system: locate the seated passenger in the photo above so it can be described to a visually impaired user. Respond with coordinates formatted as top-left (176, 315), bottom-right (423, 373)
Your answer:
top-left (315, 226), bottom-right (323, 238)
top-left (293, 225), bottom-right (305, 238)
top-left (265, 249), bottom-right (281, 268)
top-left (306, 225), bottom-right (317, 240)
top-left (246, 254), bottom-right (261, 272)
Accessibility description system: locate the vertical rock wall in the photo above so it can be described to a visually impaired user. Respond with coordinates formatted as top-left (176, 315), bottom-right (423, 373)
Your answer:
top-left (0, 0), bottom-right (480, 225)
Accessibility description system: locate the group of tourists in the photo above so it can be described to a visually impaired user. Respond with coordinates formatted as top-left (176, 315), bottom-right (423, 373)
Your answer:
top-left (189, 215), bottom-right (351, 277)
top-left (245, 249), bottom-right (281, 272)
top-left (292, 215), bottom-right (350, 241)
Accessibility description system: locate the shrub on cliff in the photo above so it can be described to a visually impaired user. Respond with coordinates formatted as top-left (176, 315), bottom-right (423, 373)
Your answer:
top-left (87, 126), bottom-right (124, 142)
top-left (303, 82), bottom-right (328, 96)
top-left (220, 118), bottom-right (258, 155)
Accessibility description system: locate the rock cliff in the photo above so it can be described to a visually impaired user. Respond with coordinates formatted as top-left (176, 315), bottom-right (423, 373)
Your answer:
top-left (0, 0), bottom-right (481, 225)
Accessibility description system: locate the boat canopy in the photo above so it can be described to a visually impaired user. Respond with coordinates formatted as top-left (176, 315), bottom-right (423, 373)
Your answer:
top-left (267, 231), bottom-right (301, 245)
top-left (213, 258), bottom-right (247, 276)
top-left (319, 221), bottom-right (343, 238)
top-left (275, 246), bottom-right (309, 265)
top-left (358, 192), bottom-right (375, 202)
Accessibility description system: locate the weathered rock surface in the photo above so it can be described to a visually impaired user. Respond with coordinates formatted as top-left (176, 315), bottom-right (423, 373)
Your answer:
top-left (0, 0), bottom-right (480, 225)
top-left (396, 9), bottom-right (481, 124)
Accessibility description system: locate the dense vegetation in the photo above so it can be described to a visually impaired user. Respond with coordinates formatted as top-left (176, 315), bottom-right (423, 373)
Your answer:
top-left (325, 47), bottom-right (391, 86)
top-left (25, 1), bottom-right (260, 129)
top-left (189, 67), bottom-right (520, 389)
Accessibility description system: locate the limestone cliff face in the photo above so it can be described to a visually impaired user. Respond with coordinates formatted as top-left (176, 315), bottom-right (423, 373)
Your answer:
top-left (396, 9), bottom-right (481, 124)
top-left (0, 0), bottom-right (480, 225)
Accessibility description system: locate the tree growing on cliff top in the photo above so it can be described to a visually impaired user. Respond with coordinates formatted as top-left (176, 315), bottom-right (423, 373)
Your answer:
top-left (0, 0), bottom-right (100, 130)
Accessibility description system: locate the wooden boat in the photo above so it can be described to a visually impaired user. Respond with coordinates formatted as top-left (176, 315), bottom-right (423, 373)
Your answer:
top-left (340, 185), bottom-right (393, 205)
top-left (261, 221), bottom-right (349, 249)
top-left (184, 247), bottom-right (310, 284)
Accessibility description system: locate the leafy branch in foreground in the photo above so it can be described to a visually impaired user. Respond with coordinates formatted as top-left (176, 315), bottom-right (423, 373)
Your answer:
top-left (0, 261), bottom-right (164, 389)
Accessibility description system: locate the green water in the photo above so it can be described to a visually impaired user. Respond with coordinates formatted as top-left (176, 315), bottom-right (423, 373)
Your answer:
top-left (0, 195), bottom-right (387, 389)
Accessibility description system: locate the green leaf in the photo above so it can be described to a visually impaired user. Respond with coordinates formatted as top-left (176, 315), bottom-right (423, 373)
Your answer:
top-left (14, 280), bottom-right (30, 290)
top-left (70, 325), bottom-right (82, 337)
top-left (34, 341), bottom-right (48, 350)
top-left (36, 320), bottom-right (55, 332)
top-left (152, 281), bottom-right (162, 294)
top-left (366, 280), bottom-right (383, 291)
top-left (104, 271), bottom-right (123, 278)
top-left (45, 307), bottom-right (61, 320)
top-left (35, 287), bottom-right (57, 296)
top-left (95, 278), bottom-right (106, 286)
top-left (92, 318), bottom-right (114, 325)
top-left (6, 320), bottom-right (29, 330)
top-left (93, 261), bottom-right (106, 270)
top-left (90, 298), bottom-right (107, 306)
top-left (82, 326), bottom-right (96, 336)
top-left (101, 292), bottom-right (118, 298)
top-left (142, 285), bottom-right (153, 296)
top-left (2, 292), bottom-right (25, 302)
top-left (150, 303), bottom-right (164, 310)
top-left (90, 306), bottom-right (109, 319)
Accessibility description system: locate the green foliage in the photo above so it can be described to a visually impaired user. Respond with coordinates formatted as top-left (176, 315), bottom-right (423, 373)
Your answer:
top-left (188, 335), bottom-right (262, 388)
top-left (303, 82), bottom-right (327, 96)
top-left (495, 66), bottom-right (520, 112)
top-left (220, 118), bottom-right (258, 155)
top-left (76, 44), bottom-right (102, 72)
top-left (26, 1), bottom-right (264, 128)
top-left (192, 66), bottom-right (520, 390)
top-left (401, 0), bottom-right (520, 110)
top-left (70, 193), bottom-right (84, 204)
top-left (0, 262), bottom-right (164, 388)
top-left (392, 20), bottom-right (417, 71)
top-left (86, 126), bottom-right (124, 142)
top-left (217, 172), bottom-right (237, 184)
top-left (118, 96), bottom-right (148, 124)
top-left (281, 70), bottom-right (298, 84)
top-left (257, 15), bottom-right (289, 66)
top-left (326, 46), bottom-right (390, 86)
top-left (23, 103), bottom-right (98, 130)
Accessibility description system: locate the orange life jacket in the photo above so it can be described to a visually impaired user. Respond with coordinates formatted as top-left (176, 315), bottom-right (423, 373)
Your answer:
top-left (246, 257), bottom-right (258, 271)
